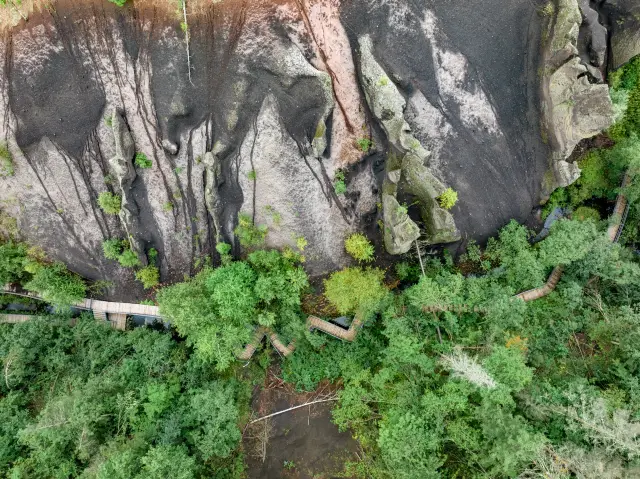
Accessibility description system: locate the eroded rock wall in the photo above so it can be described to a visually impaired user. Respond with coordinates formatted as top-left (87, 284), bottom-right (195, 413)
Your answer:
top-left (0, 0), bottom-right (628, 299)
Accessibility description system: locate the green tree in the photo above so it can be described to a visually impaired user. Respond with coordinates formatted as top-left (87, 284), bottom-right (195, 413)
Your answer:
top-left (98, 192), bottom-right (122, 215)
top-left (345, 233), bottom-right (375, 262)
top-left (138, 445), bottom-right (196, 479)
top-left (323, 267), bottom-right (387, 315)
top-left (0, 241), bottom-right (28, 284)
top-left (136, 266), bottom-right (160, 289)
top-left (23, 262), bottom-right (86, 307)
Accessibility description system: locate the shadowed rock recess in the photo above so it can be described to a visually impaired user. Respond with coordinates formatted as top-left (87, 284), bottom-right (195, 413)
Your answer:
top-left (0, 0), bottom-right (630, 300)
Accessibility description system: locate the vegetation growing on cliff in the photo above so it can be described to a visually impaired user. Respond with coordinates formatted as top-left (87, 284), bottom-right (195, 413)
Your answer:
top-left (97, 192), bottom-right (122, 215)
top-left (1, 56), bottom-right (639, 479)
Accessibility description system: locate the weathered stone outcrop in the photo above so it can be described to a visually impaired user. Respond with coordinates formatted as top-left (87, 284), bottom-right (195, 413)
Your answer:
top-left (203, 144), bottom-right (225, 244)
top-left (109, 109), bottom-right (147, 266)
top-left (604, 0), bottom-right (640, 69)
top-left (541, 0), bottom-right (615, 190)
top-left (358, 35), bottom-right (459, 253)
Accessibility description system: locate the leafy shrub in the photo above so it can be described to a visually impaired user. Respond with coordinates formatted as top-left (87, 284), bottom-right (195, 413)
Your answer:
top-left (573, 206), bottom-right (600, 222)
top-left (107, 0), bottom-right (127, 6)
top-left (102, 239), bottom-right (140, 268)
top-left (437, 188), bottom-right (458, 210)
top-left (356, 137), bottom-right (373, 153)
top-left (102, 239), bottom-right (124, 260)
top-left (216, 242), bottom-right (231, 256)
top-left (0, 142), bottom-right (14, 177)
top-left (216, 242), bottom-right (232, 265)
top-left (136, 265), bottom-right (160, 289)
top-left (296, 237), bottom-right (308, 252)
top-left (134, 153), bottom-right (152, 169)
top-left (97, 192), bottom-right (122, 215)
top-left (334, 170), bottom-right (347, 195)
top-left (234, 213), bottom-right (267, 248)
top-left (148, 247), bottom-right (158, 265)
top-left (0, 241), bottom-right (28, 284)
top-left (24, 262), bottom-right (86, 307)
top-left (345, 233), bottom-right (374, 262)
top-left (162, 202), bottom-right (174, 212)
top-left (334, 180), bottom-right (347, 195)
top-left (323, 267), bottom-right (387, 315)
top-left (247, 170), bottom-right (257, 181)
top-left (118, 249), bottom-right (141, 268)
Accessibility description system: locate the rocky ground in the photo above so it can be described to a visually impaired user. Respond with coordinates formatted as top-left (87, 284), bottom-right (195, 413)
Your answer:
top-left (0, 0), bottom-right (636, 300)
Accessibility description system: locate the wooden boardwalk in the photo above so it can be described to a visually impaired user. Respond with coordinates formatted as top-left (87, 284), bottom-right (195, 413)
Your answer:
top-left (1, 176), bottom-right (632, 359)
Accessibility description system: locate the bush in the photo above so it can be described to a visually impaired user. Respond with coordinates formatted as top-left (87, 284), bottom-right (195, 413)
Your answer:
top-left (118, 249), bottom-right (141, 268)
top-left (97, 192), bottom-right (122, 215)
top-left (334, 180), bottom-right (347, 195)
top-left (323, 267), bottom-right (387, 315)
top-left (102, 239), bottom-right (124, 261)
top-left (0, 242), bottom-right (28, 285)
top-left (0, 142), bottom-right (14, 177)
top-left (345, 233), bottom-right (374, 262)
top-left (356, 137), bottom-right (373, 153)
top-left (234, 213), bottom-right (267, 248)
top-left (437, 188), bottom-right (458, 210)
top-left (134, 153), bottom-right (152, 169)
top-left (108, 0), bottom-right (127, 6)
top-left (334, 170), bottom-right (347, 195)
top-left (136, 265), bottom-right (160, 289)
top-left (573, 206), bottom-right (600, 222)
top-left (24, 262), bottom-right (86, 307)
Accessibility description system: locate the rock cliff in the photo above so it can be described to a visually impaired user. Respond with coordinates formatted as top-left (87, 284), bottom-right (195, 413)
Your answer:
top-left (0, 0), bottom-right (631, 299)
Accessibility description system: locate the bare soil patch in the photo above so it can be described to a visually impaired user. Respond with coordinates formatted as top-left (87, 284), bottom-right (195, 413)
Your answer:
top-left (243, 366), bottom-right (358, 479)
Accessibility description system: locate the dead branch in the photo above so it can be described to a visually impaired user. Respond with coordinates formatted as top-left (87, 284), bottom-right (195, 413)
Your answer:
top-left (249, 397), bottom-right (338, 424)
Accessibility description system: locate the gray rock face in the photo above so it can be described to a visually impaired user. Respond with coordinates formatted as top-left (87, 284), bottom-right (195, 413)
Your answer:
top-left (604, 0), bottom-right (640, 69)
top-left (235, 95), bottom-right (366, 274)
top-left (578, 0), bottom-right (607, 68)
top-left (109, 109), bottom-right (147, 266)
top-left (0, 0), bottom-right (629, 299)
top-left (203, 146), bottom-right (224, 244)
top-left (541, 0), bottom-right (615, 188)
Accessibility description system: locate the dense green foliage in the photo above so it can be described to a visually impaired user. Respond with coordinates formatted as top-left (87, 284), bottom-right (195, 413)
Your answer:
top-left (234, 214), bottom-right (267, 248)
top-left (102, 239), bottom-right (142, 268)
top-left (285, 217), bottom-right (640, 478)
top-left (24, 263), bottom-right (86, 308)
top-left (0, 316), bottom-right (250, 478)
top-left (344, 233), bottom-right (375, 263)
top-left (134, 153), bottom-right (152, 169)
top-left (158, 249), bottom-right (308, 371)
top-left (0, 242), bottom-right (28, 285)
top-left (135, 265), bottom-right (160, 289)
top-left (0, 242), bottom-right (85, 308)
top-left (323, 267), bottom-right (388, 315)
top-left (97, 192), bottom-right (122, 215)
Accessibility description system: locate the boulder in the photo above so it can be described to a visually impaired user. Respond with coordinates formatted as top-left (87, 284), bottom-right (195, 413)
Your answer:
top-left (547, 58), bottom-right (614, 160)
top-left (382, 193), bottom-right (420, 255)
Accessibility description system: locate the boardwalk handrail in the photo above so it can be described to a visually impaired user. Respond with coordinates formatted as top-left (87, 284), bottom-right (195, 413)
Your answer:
top-left (1, 174), bottom-right (631, 360)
